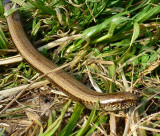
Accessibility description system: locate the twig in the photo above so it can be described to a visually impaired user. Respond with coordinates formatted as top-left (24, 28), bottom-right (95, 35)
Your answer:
top-left (0, 54), bottom-right (23, 65)
top-left (91, 72), bottom-right (125, 90)
top-left (138, 126), bottom-right (160, 133)
top-left (86, 64), bottom-right (102, 93)
top-left (131, 91), bottom-right (160, 118)
top-left (92, 123), bottom-right (108, 136)
top-left (110, 113), bottom-right (117, 136)
top-left (0, 62), bottom-right (71, 115)
top-left (0, 80), bottom-right (49, 100)
top-left (120, 66), bottom-right (129, 90)
top-left (123, 113), bottom-right (131, 136)
top-left (129, 92), bottom-right (160, 135)
top-left (0, 35), bottom-right (81, 66)
top-left (127, 59), bottom-right (160, 92)
top-left (117, 51), bottom-right (148, 72)
top-left (67, 0), bottom-right (85, 7)
top-left (50, 89), bottom-right (66, 96)
top-left (85, 0), bottom-right (96, 22)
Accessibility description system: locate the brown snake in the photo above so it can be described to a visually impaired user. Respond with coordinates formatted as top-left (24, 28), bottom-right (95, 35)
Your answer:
top-left (3, 0), bottom-right (138, 111)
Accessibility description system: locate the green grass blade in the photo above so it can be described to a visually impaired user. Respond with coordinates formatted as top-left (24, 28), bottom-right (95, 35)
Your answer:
top-left (39, 100), bottom-right (72, 136)
top-left (58, 103), bottom-right (84, 136)
top-left (138, 5), bottom-right (160, 23)
top-left (97, 45), bottom-right (128, 58)
top-left (42, 121), bottom-right (61, 136)
top-left (31, 20), bottom-right (41, 36)
top-left (11, 0), bottom-right (34, 9)
top-left (0, 27), bottom-right (8, 49)
top-left (48, 110), bottom-right (56, 127)
top-left (34, 120), bottom-right (44, 135)
top-left (86, 115), bottom-right (108, 136)
top-left (4, 6), bottom-right (20, 17)
top-left (0, 127), bottom-right (5, 136)
top-left (94, 17), bottom-right (128, 43)
top-left (0, 26), bottom-right (8, 43)
top-left (117, 21), bottom-right (139, 63)
top-left (124, 0), bottom-right (133, 11)
top-left (27, 0), bottom-right (56, 16)
top-left (75, 99), bottom-right (98, 136)
top-left (130, 21), bottom-right (140, 46)
top-left (108, 64), bottom-right (116, 92)
top-left (147, 48), bottom-right (160, 63)
top-left (0, 0), bottom-right (4, 17)
top-left (115, 2), bottom-right (156, 35)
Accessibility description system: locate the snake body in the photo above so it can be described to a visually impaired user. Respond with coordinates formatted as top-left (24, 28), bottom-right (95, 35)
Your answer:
top-left (4, 1), bottom-right (138, 111)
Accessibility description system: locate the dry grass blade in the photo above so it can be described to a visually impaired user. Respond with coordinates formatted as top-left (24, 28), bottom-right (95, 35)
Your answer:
top-left (0, 62), bottom-right (71, 115)
top-left (86, 64), bottom-right (102, 93)
top-left (0, 80), bottom-right (49, 100)
top-left (1, 0), bottom-right (160, 135)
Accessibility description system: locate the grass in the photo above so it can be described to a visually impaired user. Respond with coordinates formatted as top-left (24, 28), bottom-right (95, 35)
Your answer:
top-left (0, 0), bottom-right (160, 135)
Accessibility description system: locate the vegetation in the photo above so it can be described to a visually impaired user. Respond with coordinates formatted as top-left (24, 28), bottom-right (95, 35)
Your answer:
top-left (0, 0), bottom-right (160, 135)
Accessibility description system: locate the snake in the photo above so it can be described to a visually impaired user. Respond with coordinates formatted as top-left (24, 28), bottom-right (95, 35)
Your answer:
top-left (3, 0), bottom-right (138, 111)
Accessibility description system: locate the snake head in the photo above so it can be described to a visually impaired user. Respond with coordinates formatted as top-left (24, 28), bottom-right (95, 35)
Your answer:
top-left (99, 92), bottom-right (139, 111)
